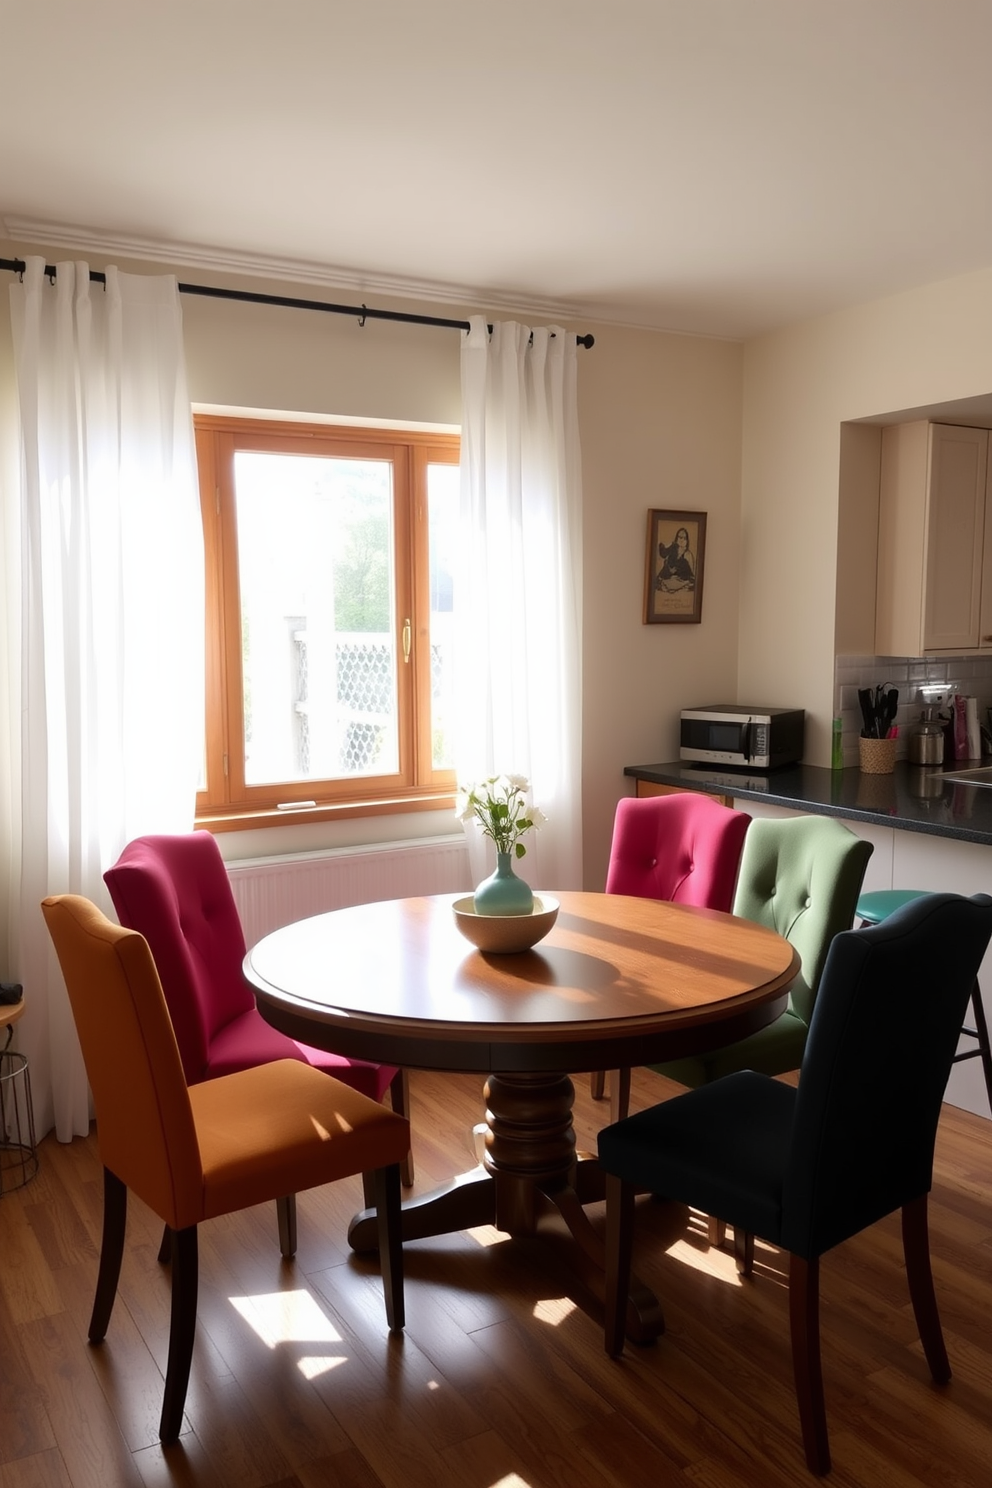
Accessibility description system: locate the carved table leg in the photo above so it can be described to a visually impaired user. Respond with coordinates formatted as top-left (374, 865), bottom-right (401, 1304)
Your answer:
top-left (348, 1066), bottom-right (667, 1341)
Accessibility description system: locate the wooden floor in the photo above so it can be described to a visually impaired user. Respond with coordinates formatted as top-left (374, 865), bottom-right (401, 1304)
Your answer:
top-left (2, 1065), bottom-right (991, 1488)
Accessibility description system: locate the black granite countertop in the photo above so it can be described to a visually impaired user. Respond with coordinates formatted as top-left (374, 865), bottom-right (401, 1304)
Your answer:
top-left (624, 760), bottom-right (992, 847)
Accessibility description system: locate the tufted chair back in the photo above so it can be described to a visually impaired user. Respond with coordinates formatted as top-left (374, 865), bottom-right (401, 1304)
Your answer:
top-left (605, 794), bottom-right (751, 910)
top-left (104, 831), bottom-right (252, 1083)
top-left (732, 815), bottom-right (873, 1026)
top-left (104, 830), bottom-right (402, 1112)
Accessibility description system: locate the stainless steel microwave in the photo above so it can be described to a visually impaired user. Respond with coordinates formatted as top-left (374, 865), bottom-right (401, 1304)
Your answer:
top-left (679, 705), bottom-right (805, 770)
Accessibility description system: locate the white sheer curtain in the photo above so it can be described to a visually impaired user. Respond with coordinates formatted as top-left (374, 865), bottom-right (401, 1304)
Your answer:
top-left (8, 257), bottom-right (204, 1141)
top-left (455, 317), bottom-right (583, 889)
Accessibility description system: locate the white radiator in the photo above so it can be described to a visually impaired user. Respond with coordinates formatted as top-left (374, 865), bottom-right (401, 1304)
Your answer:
top-left (226, 835), bottom-right (472, 945)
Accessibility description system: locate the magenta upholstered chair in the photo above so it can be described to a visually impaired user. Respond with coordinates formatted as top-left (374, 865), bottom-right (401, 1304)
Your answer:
top-left (604, 793), bottom-right (751, 906)
top-left (104, 831), bottom-right (413, 1253)
top-left (591, 793), bottom-right (752, 1117)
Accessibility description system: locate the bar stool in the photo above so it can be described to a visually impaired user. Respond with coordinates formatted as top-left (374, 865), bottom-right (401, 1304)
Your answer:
top-left (856, 889), bottom-right (992, 1113)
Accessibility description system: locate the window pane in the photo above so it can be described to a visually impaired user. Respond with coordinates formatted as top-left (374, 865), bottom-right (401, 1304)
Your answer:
top-left (233, 451), bottom-right (397, 785)
top-left (427, 462), bottom-right (458, 769)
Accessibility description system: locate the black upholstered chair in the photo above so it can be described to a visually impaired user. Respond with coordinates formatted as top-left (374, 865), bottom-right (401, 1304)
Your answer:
top-left (857, 888), bottom-right (992, 1113)
top-left (598, 891), bottom-right (992, 1476)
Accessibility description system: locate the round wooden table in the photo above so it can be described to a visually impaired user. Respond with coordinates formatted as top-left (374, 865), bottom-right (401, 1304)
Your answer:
top-left (245, 890), bottom-right (799, 1340)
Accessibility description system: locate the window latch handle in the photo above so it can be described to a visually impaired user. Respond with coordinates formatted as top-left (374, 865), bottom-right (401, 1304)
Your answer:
top-left (402, 617), bottom-right (411, 663)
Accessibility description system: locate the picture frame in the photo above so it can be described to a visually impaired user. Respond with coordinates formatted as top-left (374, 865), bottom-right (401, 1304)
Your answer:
top-left (643, 509), bottom-right (707, 624)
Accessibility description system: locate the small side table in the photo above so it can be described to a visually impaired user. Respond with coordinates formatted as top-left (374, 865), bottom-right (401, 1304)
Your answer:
top-left (1, 999), bottom-right (39, 1193)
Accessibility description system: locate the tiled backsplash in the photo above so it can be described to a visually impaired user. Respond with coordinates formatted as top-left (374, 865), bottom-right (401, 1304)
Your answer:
top-left (834, 654), bottom-right (992, 766)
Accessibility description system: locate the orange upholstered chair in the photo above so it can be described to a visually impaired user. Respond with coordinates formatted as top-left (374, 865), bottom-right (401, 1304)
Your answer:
top-left (42, 894), bottom-right (409, 1444)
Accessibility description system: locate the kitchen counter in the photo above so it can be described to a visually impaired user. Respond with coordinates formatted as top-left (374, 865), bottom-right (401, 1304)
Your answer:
top-left (623, 760), bottom-right (992, 847)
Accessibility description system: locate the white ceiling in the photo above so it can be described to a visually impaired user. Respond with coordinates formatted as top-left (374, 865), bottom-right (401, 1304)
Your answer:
top-left (2, 0), bottom-right (991, 341)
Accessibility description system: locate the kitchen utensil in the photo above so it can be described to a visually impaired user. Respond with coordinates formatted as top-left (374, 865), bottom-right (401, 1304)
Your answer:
top-left (858, 688), bottom-right (875, 737)
top-left (908, 710), bottom-right (944, 765)
top-left (859, 684), bottom-right (898, 739)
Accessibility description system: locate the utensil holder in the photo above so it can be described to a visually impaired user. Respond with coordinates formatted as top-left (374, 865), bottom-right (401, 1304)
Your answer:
top-left (859, 736), bottom-right (896, 775)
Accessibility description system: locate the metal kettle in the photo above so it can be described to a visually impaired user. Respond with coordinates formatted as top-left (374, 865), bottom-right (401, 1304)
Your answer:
top-left (908, 707), bottom-right (945, 766)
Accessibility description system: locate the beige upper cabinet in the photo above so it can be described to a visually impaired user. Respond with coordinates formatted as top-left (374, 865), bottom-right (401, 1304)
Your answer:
top-left (876, 421), bottom-right (991, 654)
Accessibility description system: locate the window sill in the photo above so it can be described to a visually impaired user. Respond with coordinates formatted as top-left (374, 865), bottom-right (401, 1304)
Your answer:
top-left (196, 791), bottom-right (457, 835)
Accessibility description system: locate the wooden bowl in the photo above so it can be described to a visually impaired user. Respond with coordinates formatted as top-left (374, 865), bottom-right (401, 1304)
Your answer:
top-left (452, 894), bottom-right (560, 954)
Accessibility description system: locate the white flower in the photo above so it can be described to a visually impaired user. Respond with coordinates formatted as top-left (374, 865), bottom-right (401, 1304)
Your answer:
top-left (454, 792), bottom-right (475, 823)
top-left (456, 773), bottom-right (545, 858)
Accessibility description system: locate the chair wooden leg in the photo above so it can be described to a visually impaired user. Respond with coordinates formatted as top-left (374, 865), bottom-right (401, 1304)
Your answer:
top-left (89, 1168), bottom-right (127, 1342)
top-left (604, 1172), bottom-right (636, 1357)
top-left (373, 1164), bottom-right (405, 1332)
top-left (157, 1224), bottom-right (172, 1265)
top-left (609, 1068), bottom-right (632, 1124)
top-left (789, 1252), bottom-right (830, 1475)
top-left (968, 981), bottom-right (992, 1115)
top-left (591, 1070), bottom-right (606, 1100)
top-left (160, 1225), bottom-right (198, 1443)
top-left (389, 1069), bottom-right (415, 1186)
top-left (707, 1215), bottom-right (726, 1248)
top-left (902, 1193), bottom-right (951, 1383)
top-left (276, 1195), bottom-right (297, 1258)
top-left (734, 1227), bottom-right (755, 1277)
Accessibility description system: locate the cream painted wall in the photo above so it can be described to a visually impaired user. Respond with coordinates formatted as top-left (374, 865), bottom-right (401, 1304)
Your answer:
top-left (181, 284), bottom-right (464, 429)
top-left (579, 325), bottom-right (743, 885)
top-left (740, 266), bottom-right (992, 764)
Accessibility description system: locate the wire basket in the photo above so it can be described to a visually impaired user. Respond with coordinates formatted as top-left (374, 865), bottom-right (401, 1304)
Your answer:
top-left (1, 1050), bottom-right (39, 1194)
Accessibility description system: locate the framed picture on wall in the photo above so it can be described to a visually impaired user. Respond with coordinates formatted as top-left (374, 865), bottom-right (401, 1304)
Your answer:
top-left (643, 509), bottom-right (707, 624)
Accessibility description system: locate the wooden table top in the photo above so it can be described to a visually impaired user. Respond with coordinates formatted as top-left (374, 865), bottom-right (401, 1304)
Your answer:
top-left (245, 891), bottom-right (800, 1075)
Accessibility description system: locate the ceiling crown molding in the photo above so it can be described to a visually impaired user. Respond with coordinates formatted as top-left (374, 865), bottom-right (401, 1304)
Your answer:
top-left (1, 216), bottom-right (585, 323)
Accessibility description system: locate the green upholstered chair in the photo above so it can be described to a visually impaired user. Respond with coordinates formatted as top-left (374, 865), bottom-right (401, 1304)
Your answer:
top-left (599, 891), bottom-right (992, 1475)
top-left (648, 814), bottom-right (873, 1092)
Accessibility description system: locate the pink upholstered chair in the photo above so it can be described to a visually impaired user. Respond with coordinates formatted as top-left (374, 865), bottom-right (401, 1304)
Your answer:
top-left (591, 793), bottom-right (752, 1118)
top-left (104, 831), bottom-right (413, 1255)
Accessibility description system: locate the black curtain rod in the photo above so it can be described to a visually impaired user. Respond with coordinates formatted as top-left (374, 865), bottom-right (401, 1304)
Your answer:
top-left (0, 258), bottom-right (595, 348)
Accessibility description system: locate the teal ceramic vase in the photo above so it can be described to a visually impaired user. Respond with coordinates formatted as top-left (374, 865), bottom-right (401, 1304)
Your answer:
top-left (473, 852), bottom-right (535, 916)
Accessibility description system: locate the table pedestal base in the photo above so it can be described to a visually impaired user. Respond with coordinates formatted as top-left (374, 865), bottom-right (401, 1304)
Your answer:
top-left (347, 1069), bottom-right (669, 1343)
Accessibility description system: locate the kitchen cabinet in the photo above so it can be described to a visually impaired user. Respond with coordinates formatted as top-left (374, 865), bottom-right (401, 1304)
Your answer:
top-left (634, 780), bottom-right (733, 808)
top-left (875, 421), bottom-right (991, 654)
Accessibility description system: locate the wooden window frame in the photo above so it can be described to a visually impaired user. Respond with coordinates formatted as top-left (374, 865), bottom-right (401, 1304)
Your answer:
top-left (194, 413), bottom-right (459, 832)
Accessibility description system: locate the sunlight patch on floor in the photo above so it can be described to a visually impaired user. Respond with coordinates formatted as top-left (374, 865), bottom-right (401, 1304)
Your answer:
top-left (532, 1296), bottom-right (578, 1326)
top-left (297, 1354), bottom-right (349, 1380)
top-left (229, 1288), bottom-right (348, 1377)
top-left (488, 1476), bottom-right (532, 1488)
top-left (666, 1223), bottom-right (787, 1289)
top-left (466, 1224), bottom-right (507, 1247)
top-left (667, 1236), bottom-right (743, 1285)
